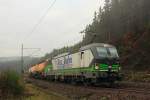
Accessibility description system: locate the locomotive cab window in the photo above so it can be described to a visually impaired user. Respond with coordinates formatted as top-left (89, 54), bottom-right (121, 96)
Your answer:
top-left (108, 47), bottom-right (119, 58)
top-left (96, 47), bottom-right (108, 58)
top-left (96, 47), bottom-right (119, 58)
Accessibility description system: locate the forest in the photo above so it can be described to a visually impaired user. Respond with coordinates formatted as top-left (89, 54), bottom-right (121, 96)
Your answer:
top-left (43, 0), bottom-right (150, 70)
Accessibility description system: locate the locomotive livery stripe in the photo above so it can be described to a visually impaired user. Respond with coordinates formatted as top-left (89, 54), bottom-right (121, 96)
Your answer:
top-left (46, 64), bottom-right (120, 75)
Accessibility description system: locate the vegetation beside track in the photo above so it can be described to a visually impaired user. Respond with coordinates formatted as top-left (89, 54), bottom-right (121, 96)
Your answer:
top-left (123, 71), bottom-right (150, 83)
top-left (0, 70), bottom-right (25, 99)
top-left (26, 77), bottom-right (150, 100)
top-left (25, 83), bottom-right (68, 100)
top-left (0, 70), bottom-right (68, 100)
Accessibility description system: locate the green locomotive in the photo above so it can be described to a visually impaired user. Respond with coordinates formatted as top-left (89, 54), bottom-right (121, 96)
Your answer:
top-left (29, 43), bottom-right (122, 84)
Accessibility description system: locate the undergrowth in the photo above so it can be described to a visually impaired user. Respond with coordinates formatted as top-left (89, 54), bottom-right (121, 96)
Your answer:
top-left (0, 70), bottom-right (25, 99)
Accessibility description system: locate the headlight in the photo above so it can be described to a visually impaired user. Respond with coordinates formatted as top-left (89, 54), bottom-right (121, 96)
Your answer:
top-left (118, 67), bottom-right (121, 70)
top-left (95, 63), bottom-right (99, 69)
top-left (95, 66), bottom-right (99, 69)
top-left (108, 66), bottom-right (112, 68)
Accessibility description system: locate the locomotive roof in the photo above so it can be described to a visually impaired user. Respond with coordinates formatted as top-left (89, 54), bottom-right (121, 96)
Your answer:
top-left (52, 43), bottom-right (115, 59)
top-left (80, 43), bottom-right (115, 51)
top-left (53, 52), bottom-right (69, 59)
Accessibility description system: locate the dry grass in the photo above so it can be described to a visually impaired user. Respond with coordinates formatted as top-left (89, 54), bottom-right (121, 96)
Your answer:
top-left (25, 84), bottom-right (68, 100)
top-left (0, 70), bottom-right (25, 99)
top-left (124, 71), bottom-right (150, 82)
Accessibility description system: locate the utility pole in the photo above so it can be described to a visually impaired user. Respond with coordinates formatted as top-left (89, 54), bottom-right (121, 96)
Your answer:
top-left (21, 44), bottom-right (41, 74)
top-left (21, 44), bottom-right (24, 73)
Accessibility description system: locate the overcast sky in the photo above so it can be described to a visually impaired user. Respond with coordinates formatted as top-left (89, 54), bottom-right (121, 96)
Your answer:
top-left (0, 0), bottom-right (104, 57)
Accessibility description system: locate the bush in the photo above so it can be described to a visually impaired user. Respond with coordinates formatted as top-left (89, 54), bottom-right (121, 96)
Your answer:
top-left (0, 70), bottom-right (25, 97)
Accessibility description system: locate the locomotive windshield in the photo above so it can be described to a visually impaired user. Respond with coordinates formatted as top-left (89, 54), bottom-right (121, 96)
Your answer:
top-left (96, 47), bottom-right (119, 58)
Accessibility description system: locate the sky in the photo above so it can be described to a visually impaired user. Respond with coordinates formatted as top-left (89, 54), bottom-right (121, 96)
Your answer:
top-left (0, 0), bottom-right (104, 57)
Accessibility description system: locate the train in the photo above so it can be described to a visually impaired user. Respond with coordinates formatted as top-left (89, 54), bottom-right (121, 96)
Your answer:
top-left (29, 43), bottom-right (122, 85)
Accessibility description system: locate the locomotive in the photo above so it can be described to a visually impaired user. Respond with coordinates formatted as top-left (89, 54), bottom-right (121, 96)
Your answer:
top-left (29, 43), bottom-right (122, 85)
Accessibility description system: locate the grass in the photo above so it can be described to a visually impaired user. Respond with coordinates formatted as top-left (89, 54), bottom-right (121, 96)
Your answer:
top-left (0, 70), bottom-right (68, 100)
top-left (123, 71), bottom-right (150, 82)
top-left (0, 70), bottom-right (25, 99)
top-left (25, 84), bottom-right (68, 100)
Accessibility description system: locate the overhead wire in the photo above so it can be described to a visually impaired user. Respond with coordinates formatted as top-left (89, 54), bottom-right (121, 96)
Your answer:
top-left (22, 0), bottom-right (99, 57)
top-left (27, 49), bottom-right (41, 57)
top-left (23, 0), bottom-right (57, 42)
top-left (21, 0), bottom-right (57, 57)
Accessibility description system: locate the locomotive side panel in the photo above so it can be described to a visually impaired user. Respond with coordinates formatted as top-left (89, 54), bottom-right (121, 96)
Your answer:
top-left (51, 49), bottom-right (94, 69)
top-left (52, 59), bottom-right (58, 70)
top-left (57, 57), bottom-right (65, 69)
top-left (81, 49), bottom-right (94, 67)
top-left (72, 52), bottom-right (81, 68)
top-left (64, 55), bottom-right (72, 69)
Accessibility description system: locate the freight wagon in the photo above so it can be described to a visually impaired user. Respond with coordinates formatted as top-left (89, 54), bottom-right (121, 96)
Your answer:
top-left (29, 61), bottom-right (51, 79)
top-left (29, 43), bottom-right (122, 85)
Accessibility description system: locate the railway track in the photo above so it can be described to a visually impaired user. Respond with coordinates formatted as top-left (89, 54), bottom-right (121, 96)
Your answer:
top-left (25, 77), bottom-right (150, 100)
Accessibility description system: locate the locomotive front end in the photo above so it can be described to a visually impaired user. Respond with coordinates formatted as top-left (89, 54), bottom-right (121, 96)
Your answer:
top-left (91, 44), bottom-right (122, 83)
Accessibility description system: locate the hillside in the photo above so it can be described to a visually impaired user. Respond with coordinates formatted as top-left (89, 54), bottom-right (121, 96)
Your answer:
top-left (0, 57), bottom-right (40, 72)
top-left (42, 0), bottom-right (150, 70)
top-left (119, 31), bottom-right (150, 70)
